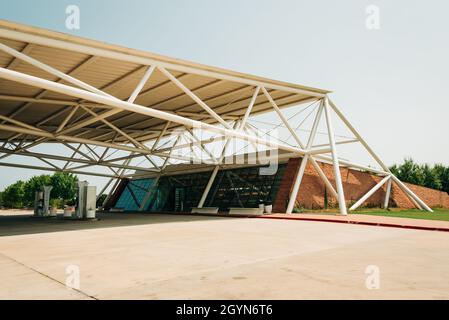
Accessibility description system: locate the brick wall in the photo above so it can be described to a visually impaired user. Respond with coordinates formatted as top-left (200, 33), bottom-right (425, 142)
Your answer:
top-left (273, 158), bottom-right (301, 212)
top-left (273, 158), bottom-right (449, 212)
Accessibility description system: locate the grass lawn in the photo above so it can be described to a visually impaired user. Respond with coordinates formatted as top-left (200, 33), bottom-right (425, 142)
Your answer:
top-left (300, 208), bottom-right (449, 222)
top-left (352, 208), bottom-right (449, 222)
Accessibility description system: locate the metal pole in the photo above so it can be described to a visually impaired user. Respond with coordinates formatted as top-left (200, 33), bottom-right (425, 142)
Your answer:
top-left (197, 166), bottom-right (219, 208)
top-left (391, 175), bottom-right (433, 212)
top-left (97, 178), bottom-right (114, 201)
top-left (240, 86), bottom-right (260, 129)
top-left (286, 103), bottom-right (324, 214)
top-left (329, 98), bottom-right (432, 212)
top-left (384, 178), bottom-right (392, 209)
top-left (286, 155), bottom-right (309, 214)
top-left (197, 121), bottom-right (240, 208)
top-left (0, 67), bottom-right (313, 157)
top-left (349, 176), bottom-right (391, 211)
top-left (323, 97), bottom-right (347, 215)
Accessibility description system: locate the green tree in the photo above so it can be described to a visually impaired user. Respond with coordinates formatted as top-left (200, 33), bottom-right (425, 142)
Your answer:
top-left (2, 180), bottom-right (25, 208)
top-left (422, 164), bottom-right (442, 190)
top-left (50, 172), bottom-right (78, 205)
top-left (390, 159), bottom-right (448, 195)
top-left (390, 158), bottom-right (419, 184)
top-left (433, 164), bottom-right (449, 194)
top-left (23, 174), bottom-right (52, 207)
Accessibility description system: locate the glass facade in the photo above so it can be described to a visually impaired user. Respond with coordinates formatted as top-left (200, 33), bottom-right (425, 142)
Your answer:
top-left (113, 164), bottom-right (286, 213)
top-left (146, 171), bottom-right (213, 212)
top-left (115, 178), bottom-right (156, 211)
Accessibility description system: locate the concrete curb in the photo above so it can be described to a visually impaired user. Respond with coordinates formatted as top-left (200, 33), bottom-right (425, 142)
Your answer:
top-left (256, 215), bottom-right (449, 233)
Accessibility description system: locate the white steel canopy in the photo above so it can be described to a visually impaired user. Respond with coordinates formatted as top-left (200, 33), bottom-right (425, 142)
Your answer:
top-left (0, 20), bottom-right (327, 144)
top-left (0, 20), bottom-right (432, 214)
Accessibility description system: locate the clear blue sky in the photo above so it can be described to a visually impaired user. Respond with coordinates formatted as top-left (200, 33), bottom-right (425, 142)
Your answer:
top-left (0, 0), bottom-right (448, 190)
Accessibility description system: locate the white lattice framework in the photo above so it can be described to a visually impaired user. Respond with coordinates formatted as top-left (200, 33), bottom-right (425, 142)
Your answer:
top-left (0, 21), bottom-right (432, 214)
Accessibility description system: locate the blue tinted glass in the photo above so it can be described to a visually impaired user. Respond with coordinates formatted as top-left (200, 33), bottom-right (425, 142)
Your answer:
top-left (115, 178), bottom-right (155, 211)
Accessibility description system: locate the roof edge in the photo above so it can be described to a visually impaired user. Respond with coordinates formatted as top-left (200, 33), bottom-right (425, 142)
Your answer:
top-left (0, 19), bottom-right (331, 95)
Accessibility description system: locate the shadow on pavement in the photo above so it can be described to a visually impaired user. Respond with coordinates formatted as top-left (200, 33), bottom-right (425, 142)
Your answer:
top-left (0, 211), bottom-right (241, 237)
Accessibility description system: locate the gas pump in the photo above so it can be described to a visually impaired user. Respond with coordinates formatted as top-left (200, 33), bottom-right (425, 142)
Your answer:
top-left (74, 181), bottom-right (97, 220)
top-left (33, 186), bottom-right (53, 217)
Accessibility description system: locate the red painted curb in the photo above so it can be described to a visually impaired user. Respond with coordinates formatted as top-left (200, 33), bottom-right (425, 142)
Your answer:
top-left (256, 216), bottom-right (449, 233)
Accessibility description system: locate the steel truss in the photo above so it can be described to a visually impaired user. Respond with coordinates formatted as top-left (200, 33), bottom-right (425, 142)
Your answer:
top-left (0, 33), bottom-right (432, 214)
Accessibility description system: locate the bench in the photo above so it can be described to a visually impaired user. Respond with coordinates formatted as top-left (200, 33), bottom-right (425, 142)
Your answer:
top-left (229, 207), bottom-right (264, 215)
top-left (191, 207), bottom-right (219, 214)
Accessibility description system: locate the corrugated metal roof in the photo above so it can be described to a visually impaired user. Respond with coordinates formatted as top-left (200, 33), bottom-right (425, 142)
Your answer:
top-left (0, 20), bottom-right (328, 143)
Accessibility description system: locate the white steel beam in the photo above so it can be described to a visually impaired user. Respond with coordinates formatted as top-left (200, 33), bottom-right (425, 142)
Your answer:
top-left (0, 67), bottom-right (314, 157)
top-left (0, 42), bottom-right (114, 98)
top-left (197, 121), bottom-right (240, 208)
top-left (0, 147), bottom-right (158, 172)
top-left (128, 65), bottom-right (155, 103)
top-left (0, 122), bottom-right (198, 163)
top-left (349, 175), bottom-right (391, 211)
top-left (198, 166), bottom-right (219, 208)
top-left (240, 86), bottom-right (260, 129)
top-left (57, 65), bottom-right (156, 137)
top-left (56, 105), bottom-right (79, 133)
top-left (286, 155), bottom-right (309, 214)
top-left (328, 98), bottom-right (432, 212)
top-left (0, 27), bottom-right (326, 98)
top-left (391, 175), bottom-right (433, 212)
top-left (79, 104), bottom-right (159, 169)
top-left (119, 95), bottom-right (318, 144)
top-left (185, 128), bottom-right (219, 165)
top-left (97, 178), bottom-right (114, 202)
top-left (263, 91), bottom-right (339, 206)
top-left (158, 66), bottom-right (231, 129)
top-left (0, 94), bottom-right (78, 106)
top-left (328, 99), bottom-right (389, 172)
top-left (0, 114), bottom-right (46, 133)
top-left (323, 97), bottom-right (347, 215)
top-left (0, 161), bottom-right (117, 178)
top-left (384, 178), bottom-right (392, 209)
top-left (311, 139), bottom-right (359, 149)
top-left (285, 103), bottom-right (325, 214)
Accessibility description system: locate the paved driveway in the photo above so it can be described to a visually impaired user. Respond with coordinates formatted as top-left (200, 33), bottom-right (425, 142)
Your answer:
top-left (1, 213), bottom-right (448, 299)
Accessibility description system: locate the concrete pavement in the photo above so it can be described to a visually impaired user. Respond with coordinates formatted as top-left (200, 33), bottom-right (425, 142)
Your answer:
top-left (1, 213), bottom-right (449, 299)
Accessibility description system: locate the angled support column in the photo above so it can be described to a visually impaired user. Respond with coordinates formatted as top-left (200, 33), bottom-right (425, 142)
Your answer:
top-left (262, 88), bottom-right (338, 202)
top-left (56, 105), bottom-right (80, 133)
top-left (197, 166), bottom-right (219, 208)
top-left (197, 121), bottom-right (240, 208)
top-left (391, 175), bottom-right (432, 212)
top-left (323, 97), bottom-right (347, 215)
top-left (286, 155), bottom-right (309, 214)
top-left (384, 178), bottom-right (392, 209)
top-left (97, 178), bottom-right (114, 201)
top-left (240, 86), bottom-right (260, 129)
top-left (102, 155), bottom-right (135, 207)
top-left (151, 121), bottom-right (171, 152)
top-left (286, 102), bottom-right (323, 214)
top-left (328, 98), bottom-right (432, 213)
top-left (349, 175), bottom-right (391, 211)
top-left (185, 128), bottom-right (219, 165)
top-left (138, 134), bottom-right (183, 211)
